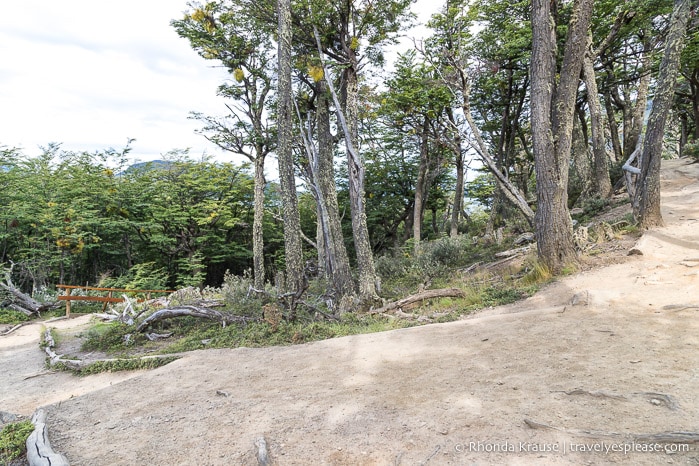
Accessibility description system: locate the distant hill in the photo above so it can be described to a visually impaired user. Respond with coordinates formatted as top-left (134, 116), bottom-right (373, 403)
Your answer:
top-left (124, 159), bottom-right (173, 173)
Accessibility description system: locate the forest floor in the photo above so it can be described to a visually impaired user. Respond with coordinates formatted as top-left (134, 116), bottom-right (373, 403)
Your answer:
top-left (2, 158), bottom-right (699, 465)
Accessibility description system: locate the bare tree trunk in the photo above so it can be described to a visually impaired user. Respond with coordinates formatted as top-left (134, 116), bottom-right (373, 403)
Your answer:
top-left (344, 62), bottom-right (378, 300)
top-left (252, 155), bottom-right (266, 289)
top-left (277, 0), bottom-right (305, 297)
top-left (531, 0), bottom-right (592, 273)
top-left (583, 33), bottom-right (613, 198)
top-left (450, 140), bottom-right (465, 238)
top-left (316, 84), bottom-right (354, 297)
top-left (635, 0), bottom-right (690, 228)
top-left (413, 120), bottom-right (430, 253)
top-left (625, 39), bottom-right (652, 160)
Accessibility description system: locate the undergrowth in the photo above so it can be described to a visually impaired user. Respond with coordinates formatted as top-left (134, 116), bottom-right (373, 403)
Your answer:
top-left (0, 420), bottom-right (33, 464)
top-left (0, 309), bottom-right (30, 325)
top-left (50, 224), bottom-right (633, 369)
top-left (52, 356), bottom-right (180, 376)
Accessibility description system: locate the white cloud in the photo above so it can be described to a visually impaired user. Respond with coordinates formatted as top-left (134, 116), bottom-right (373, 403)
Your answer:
top-left (0, 0), bottom-right (441, 164)
top-left (0, 1), bottom-right (232, 162)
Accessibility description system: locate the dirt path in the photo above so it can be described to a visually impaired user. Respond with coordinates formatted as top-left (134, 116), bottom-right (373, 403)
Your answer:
top-left (2, 158), bottom-right (699, 465)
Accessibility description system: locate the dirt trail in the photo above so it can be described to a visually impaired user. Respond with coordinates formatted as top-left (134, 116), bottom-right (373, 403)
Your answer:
top-left (2, 158), bottom-right (699, 465)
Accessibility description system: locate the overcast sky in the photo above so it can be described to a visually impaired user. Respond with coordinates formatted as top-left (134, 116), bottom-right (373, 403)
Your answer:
top-left (0, 1), bottom-right (436, 164)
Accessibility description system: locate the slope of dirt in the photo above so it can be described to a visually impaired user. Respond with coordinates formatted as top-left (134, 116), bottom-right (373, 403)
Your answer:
top-left (2, 158), bottom-right (698, 465)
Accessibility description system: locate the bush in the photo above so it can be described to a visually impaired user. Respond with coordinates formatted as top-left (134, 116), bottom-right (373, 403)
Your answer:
top-left (0, 420), bottom-right (34, 463)
top-left (0, 309), bottom-right (30, 325)
top-left (682, 140), bottom-right (699, 162)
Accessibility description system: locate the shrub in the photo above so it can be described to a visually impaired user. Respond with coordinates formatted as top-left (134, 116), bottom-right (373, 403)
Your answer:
top-left (682, 140), bottom-right (699, 162)
top-left (0, 420), bottom-right (34, 463)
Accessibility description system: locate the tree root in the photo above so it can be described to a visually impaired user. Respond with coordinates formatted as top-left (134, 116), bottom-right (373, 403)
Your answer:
top-left (524, 418), bottom-right (699, 443)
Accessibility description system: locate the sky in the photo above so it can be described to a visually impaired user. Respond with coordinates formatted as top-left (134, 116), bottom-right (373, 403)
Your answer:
top-left (0, 1), bottom-right (437, 165)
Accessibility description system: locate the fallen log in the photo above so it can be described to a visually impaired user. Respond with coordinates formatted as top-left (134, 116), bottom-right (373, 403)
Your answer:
top-left (26, 408), bottom-right (69, 466)
top-left (369, 288), bottom-right (465, 314)
top-left (136, 305), bottom-right (257, 332)
top-left (0, 281), bottom-right (58, 316)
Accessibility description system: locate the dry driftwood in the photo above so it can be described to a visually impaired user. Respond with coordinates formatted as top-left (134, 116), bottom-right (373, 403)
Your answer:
top-left (255, 436), bottom-right (271, 465)
top-left (136, 305), bottom-right (256, 332)
top-left (26, 408), bottom-right (70, 466)
top-left (370, 288), bottom-right (465, 314)
top-left (0, 281), bottom-right (58, 316)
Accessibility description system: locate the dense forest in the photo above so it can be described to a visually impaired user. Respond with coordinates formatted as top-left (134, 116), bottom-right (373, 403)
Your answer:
top-left (1, 0), bottom-right (697, 310)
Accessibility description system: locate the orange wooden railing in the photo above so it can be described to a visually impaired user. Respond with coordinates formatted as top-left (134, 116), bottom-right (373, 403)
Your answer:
top-left (56, 285), bottom-right (175, 317)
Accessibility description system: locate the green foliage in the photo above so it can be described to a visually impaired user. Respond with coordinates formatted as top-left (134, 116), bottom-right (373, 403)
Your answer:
top-left (54, 356), bottom-right (180, 376)
top-left (0, 420), bottom-right (34, 463)
top-left (80, 322), bottom-right (138, 353)
top-left (1, 146), bottom-right (271, 291)
top-left (0, 309), bottom-right (30, 325)
top-left (682, 140), bottom-right (699, 162)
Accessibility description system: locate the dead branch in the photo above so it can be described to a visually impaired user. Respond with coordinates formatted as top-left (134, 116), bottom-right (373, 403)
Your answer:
top-left (0, 321), bottom-right (31, 336)
top-left (494, 246), bottom-right (532, 258)
top-left (0, 281), bottom-right (58, 316)
top-left (136, 306), bottom-right (257, 332)
top-left (26, 408), bottom-right (69, 466)
top-left (369, 288), bottom-right (465, 314)
top-left (255, 436), bottom-right (271, 466)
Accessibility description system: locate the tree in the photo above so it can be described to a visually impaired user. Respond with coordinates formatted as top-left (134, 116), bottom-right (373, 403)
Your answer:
top-left (382, 51), bottom-right (453, 252)
top-left (425, 0), bottom-right (535, 228)
top-left (173, 1), bottom-right (276, 289)
top-left (530, 0), bottom-right (594, 273)
top-left (277, 0), bottom-right (305, 297)
top-left (633, 0), bottom-right (691, 228)
top-left (307, 0), bottom-right (413, 302)
top-left (294, 79), bottom-right (355, 300)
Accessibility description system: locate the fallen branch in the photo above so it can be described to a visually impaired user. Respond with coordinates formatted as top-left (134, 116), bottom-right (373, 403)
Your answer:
top-left (494, 246), bottom-right (531, 258)
top-left (0, 281), bottom-right (58, 316)
top-left (26, 408), bottom-right (70, 466)
top-left (43, 327), bottom-right (178, 373)
top-left (136, 305), bottom-right (257, 332)
top-left (0, 321), bottom-right (31, 336)
top-left (369, 288), bottom-right (464, 314)
top-left (255, 436), bottom-right (271, 465)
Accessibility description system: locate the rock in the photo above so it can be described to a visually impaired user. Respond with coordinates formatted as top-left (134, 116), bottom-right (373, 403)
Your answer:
top-left (0, 411), bottom-right (18, 426)
top-left (628, 248), bottom-right (643, 256)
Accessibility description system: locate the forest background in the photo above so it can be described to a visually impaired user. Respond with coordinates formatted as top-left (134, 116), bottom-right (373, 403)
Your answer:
top-left (1, 0), bottom-right (697, 311)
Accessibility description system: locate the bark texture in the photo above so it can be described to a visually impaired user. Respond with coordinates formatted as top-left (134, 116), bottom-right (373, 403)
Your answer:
top-left (583, 33), bottom-right (613, 198)
top-left (277, 0), bottom-right (305, 294)
top-left (531, 0), bottom-right (592, 273)
top-left (635, 0), bottom-right (690, 228)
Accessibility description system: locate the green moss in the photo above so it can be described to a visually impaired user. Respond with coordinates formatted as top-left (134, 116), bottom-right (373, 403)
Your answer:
top-left (0, 420), bottom-right (34, 463)
top-left (53, 356), bottom-right (179, 375)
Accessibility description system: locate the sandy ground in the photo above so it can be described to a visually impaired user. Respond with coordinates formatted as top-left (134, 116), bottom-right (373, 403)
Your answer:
top-left (1, 158), bottom-right (698, 465)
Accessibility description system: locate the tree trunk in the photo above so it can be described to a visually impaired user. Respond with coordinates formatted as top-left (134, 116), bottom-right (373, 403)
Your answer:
top-left (252, 155), bottom-right (266, 289)
top-left (635, 0), bottom-right (690, 228)
top-left (343, 54), bottom-right (378, 301)
top-left (413, 120), bottom-right (430, 253)
top-left (312, 83), bottom-right (355, 298)
top-left (277, 0), bottom-right (305, 297)
top-left (312, 25), bottom-right (377, 302)
top-left (450, 135), bottom-right (465, 238)
top-left (604, 88), bottom-right (624, 163)
top-left (531, 0), bottom-right (592, 273)
top-left (582, 33), bottom-right (613, 198)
